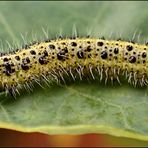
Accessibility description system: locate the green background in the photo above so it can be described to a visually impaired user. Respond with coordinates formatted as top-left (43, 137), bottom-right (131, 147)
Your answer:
top-left (0, 1), bottom-right (148, 146)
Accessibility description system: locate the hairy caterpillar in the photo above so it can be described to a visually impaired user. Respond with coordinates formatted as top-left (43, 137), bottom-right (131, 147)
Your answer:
top-left (0, 36), bottom-right (147, 97)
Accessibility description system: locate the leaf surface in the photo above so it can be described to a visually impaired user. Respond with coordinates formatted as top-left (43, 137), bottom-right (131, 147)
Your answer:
top-left (0, 1), bottom-right (148, 141)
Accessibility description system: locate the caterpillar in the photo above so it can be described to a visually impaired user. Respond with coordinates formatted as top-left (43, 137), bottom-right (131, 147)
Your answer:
top-left (0, 36), bottom-right (147, 98)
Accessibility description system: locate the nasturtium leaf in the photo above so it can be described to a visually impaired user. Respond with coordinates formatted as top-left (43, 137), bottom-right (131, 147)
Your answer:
top-left (0, 1), bottom-right (148, 141)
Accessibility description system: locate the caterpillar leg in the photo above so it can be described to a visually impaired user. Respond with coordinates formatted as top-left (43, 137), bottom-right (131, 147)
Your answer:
top-left (6, 86), bottom-right (19, 99)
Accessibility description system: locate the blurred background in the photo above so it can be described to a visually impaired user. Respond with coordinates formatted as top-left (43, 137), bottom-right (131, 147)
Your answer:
top-left (1, 129), bottom-right (148, 147)
top-left (0, 1), bottom-right (148, 147)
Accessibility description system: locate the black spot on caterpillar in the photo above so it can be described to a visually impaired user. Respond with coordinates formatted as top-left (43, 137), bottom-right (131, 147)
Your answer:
top-left (0, 37), bottom-right (148, 98)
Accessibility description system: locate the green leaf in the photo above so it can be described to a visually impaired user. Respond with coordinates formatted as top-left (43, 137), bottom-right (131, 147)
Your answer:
top-left (0, 1), bottom-right (148, 141)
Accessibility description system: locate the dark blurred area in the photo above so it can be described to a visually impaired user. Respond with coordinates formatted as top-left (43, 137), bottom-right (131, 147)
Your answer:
top-left (0, 128), bottom-right (148, 147)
